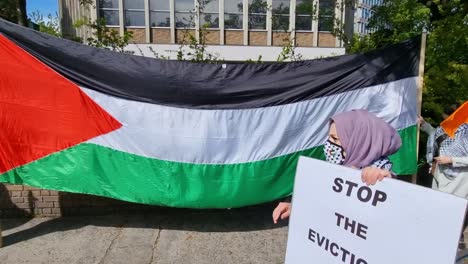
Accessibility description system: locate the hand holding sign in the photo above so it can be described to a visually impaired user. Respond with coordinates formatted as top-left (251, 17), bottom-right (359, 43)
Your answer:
top-left (273, 167), bottom-right (391, 224)
top-left (273, 202), bottom-right (292, 224)
top-left (361, 167), bottom-right (391, 185)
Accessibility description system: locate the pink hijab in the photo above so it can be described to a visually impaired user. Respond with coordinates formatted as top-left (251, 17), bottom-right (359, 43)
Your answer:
top-left (330, 109), bottom-right (402, 168)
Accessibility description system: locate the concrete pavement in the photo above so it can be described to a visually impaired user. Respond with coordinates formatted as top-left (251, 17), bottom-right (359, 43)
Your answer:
top-left (0, 204), bottom-right (288, 264)
top-left (1, 203), bottom-right (467, 264)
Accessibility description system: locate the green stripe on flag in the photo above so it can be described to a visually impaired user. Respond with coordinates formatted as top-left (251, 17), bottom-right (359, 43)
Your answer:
top-left (0, 126), bottom-right (416, 208)
top-left (389, 125), bottom-right (418, 175)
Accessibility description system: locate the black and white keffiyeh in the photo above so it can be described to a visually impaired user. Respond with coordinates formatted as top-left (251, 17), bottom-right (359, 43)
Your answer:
top-left (437, 124), bottom-right (468, 156)
top-left (435, 123), bottom-right (468, 178)
top-left (371, 157), bottom-right (393, 171)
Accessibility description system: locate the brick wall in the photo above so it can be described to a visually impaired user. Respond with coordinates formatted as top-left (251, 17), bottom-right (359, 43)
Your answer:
top-left (0, 184), bottom-right (60, 217)
top-left (318, 32), bottom-right (336, 47)
top-left (0, 184), bottom-right (158, 218)
top-left (272, 32), bottom-right (290, 46)
top-left (295, 32), bottom-right (314, 47)
top-left (151, 28), bottom-right (171, 44)
top-left (248, 31), bottom-right (267, 46)
top-left (203, 30), bottom-right (220, 45)
top-left (127, 28), bottom-right (146, 43)
top-left (225, 30), bottom-right (243, 45)
top-left (176, 29), bottom-right (196, 44)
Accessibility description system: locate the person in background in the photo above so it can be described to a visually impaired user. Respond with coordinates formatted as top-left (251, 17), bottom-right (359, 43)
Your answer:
top-left (273, 109), bottom-right (401, 224)
top-left (420, 102), bottom-right (468, 250)
top-left (419, 104), bottom-right (459, 173)
top-left (419, 102), bottom-right (468, 197)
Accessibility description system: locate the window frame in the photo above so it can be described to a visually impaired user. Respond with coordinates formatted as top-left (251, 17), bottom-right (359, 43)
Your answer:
top-left (124, 0), bottom-right (146, 28)
top-left (99, 4), bottom-right (120, 26)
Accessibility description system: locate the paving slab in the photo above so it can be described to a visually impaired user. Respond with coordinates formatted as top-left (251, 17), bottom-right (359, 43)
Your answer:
top-left (0, 204), bottom-right (288, 264)
top-left (1, 204), bottom-right (467, 264)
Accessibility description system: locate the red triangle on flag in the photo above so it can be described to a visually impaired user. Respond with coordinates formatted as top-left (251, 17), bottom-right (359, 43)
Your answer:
top-left (0, 34), bottom-right (122, 174)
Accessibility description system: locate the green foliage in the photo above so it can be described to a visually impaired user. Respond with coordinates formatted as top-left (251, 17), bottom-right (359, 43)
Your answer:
top-left (421, 2), bottom-right (467, 123)
top-left (367, 0), bottom-right (431, 46)
top-left (347, 34), bottom-right (377, 53)
top-left (72, 1), bottom-right (133, 53)
top-left (246, 55), bottom-right (263, 64)
top-left (73, 17), bottom-right (133, 53)
top-left (0, 0), bottom-right (27, 26)
top-left (186, 29), bottom-right (220, 63)
top-left (346, 0), bottom-right (468, 161)
top-left (277, 37), bottom-right (303, 62)
top-left (148, 46), bottom-right (170, 60)
top-left (175, 25), bottom-right (221, 63)
top-left (29, 11), bottom-right (61, 37)
top-left (0, 0), bottom-right (18, 23)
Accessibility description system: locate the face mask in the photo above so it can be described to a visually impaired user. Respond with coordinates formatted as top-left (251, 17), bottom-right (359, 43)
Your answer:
top-left (324, 140), bottom-right (345, 165)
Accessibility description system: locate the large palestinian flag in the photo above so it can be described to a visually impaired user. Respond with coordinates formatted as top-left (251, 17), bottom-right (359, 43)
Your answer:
top-left (0, 19), bottom-right (419, 208)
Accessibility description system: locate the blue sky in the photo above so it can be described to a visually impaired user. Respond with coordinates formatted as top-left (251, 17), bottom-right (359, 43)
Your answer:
top-left (27, 0), bottom-right (59, 16)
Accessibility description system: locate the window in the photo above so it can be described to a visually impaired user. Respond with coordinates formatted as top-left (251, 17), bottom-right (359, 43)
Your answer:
top-left (295, 0), bottom-right (313, 31)
top-left (99, 0), bottom-right (119, 26)
top-left (248, 0), bottom-right (267, 30)
top-left (272, 0), bottom-right (290, 31)
top-left (175, 0), bottom-right (195, 28)
top-left (200, 0), bottom-right (219, 29)
top-left (225, 0), bottom-right (243, 29)
top-left (150, 0), bottom-right (170, 27)
top-left (124, 0), bottom-right (145, 26)
top-left (318, 0), bottom-right (335, 32)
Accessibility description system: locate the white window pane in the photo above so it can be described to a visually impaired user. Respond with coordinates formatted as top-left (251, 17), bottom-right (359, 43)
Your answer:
top-left (124, 0), bottom-right (144, 9)
top-left (295, 15), bottom-right (312, 30)
top-left (201, 0), bottom-right (219, 13)
top-left (318, 16), bottom-right (333, 31)
top-left (175, 12), bottom-right (195, 27)
top-left (100, 10), bottom-right (120, 25)
top-left (248, 0), bottom-right (267, 14)
top-left (200, 13), bottom-right (219, 28)
top-left (175, 0), bottom-right (194, 11)
top-left (273, 14), bottom-right (289, 30)
top-left (272, 0), bottom-right (290, 14)
top-left (225, 0), bottom-right (243, 13)
top-left (125, 11), bottom-right (145, 26)
top-left (150, 0), bottom-right (170, 10)
top-left (99, 0), bottom-right (119, 8)
top-left (319, 0), bottom-right (335, 16)
top-left (296, 0), bottom-right (313, 15)
top-left (249, 14), bottom-right (266, 29)
top-left (150, 11), bottom-right (171, 27)
top-left (319, 0), bottom-right (335, 32)
top-left (224, 14), bottom-right (243, 29)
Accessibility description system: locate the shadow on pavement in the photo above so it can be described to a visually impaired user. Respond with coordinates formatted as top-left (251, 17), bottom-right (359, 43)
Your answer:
top-left (2, 201), bottom-right (288, 247)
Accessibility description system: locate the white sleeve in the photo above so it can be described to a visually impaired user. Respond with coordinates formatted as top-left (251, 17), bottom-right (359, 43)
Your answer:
top-left (452, 157), bottom-right (468, 167)
top-left (420, 120), bottom-right (436, 135)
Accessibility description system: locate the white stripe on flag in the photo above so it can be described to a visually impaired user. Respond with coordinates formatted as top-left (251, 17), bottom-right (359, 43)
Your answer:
top-left (84, 77), bottom-right (417, 164)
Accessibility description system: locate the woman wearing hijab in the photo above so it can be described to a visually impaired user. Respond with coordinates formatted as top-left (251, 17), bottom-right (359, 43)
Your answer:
top-left (431, 124), bottom-right (468, 198)
top-left (273, 109), bottom-right (402, 224)
top-left (427, 102), bottom-right (468, 198)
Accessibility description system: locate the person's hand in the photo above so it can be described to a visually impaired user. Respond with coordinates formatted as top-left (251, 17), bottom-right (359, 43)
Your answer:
top-left (434, 156), bottom-right (452, 164)
top-left (418, 116), bottom-right (424, 126)
top-left (272, 202), bottom-right (291, 224)
top-left (361, 167), bottom-right (391, 185)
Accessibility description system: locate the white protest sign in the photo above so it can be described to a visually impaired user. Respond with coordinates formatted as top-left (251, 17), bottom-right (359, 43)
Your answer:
top-left (285, 157), bottom-right (468, 264)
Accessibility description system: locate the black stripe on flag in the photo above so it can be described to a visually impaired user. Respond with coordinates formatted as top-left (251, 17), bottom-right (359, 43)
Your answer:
top-left (0, 18), bottom-right (420, 109)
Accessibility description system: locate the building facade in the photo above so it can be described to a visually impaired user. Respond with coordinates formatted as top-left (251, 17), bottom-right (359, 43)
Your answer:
top-left (59, 0), bottom-right (354, 60)
top-left (353, 0), bottom-right (382, 36)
